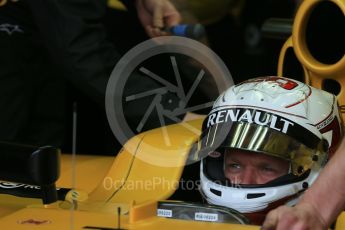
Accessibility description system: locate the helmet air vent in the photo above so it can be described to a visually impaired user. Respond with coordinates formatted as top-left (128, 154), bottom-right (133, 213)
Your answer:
top-left (246, 193), bottom-right (266, 199)
top-left (210, 188), bottom-right (222, 196)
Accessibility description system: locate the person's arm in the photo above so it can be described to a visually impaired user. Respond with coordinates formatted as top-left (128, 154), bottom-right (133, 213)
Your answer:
top-left (262, 137), bottom-right (345, 230)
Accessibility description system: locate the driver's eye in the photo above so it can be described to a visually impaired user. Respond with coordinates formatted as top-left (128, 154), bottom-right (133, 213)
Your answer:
top-left (263, 167), bottom-right (274, 172)
top-left (261, 166), bottom-right (278, 174)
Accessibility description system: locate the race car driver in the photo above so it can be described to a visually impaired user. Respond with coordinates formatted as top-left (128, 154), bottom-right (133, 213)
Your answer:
top-left (196, 76), bottom-right (343, 225)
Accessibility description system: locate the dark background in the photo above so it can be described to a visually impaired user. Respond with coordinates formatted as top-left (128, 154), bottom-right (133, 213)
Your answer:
top-left (65, 0), bottom-right (297, 156)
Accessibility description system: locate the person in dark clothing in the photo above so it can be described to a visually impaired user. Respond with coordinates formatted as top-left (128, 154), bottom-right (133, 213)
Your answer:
top-left (0, 0), bottom-right (181, 150)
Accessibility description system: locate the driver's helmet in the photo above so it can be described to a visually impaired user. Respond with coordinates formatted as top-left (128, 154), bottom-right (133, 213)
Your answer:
top-left (197, 76), bottom-right (343, 225)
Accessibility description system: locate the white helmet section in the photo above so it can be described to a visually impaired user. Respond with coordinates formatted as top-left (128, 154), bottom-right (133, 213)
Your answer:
top-left (208, 76), bottom-right (340, 149)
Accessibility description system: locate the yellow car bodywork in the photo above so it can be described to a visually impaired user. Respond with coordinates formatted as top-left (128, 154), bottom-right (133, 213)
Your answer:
top-left (0, 119), bottom-right (250, 229)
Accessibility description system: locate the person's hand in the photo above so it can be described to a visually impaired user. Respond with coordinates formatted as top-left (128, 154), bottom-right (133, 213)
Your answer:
top-left (136, 0), bottom-right (181, 37)
top-left (261, 203), bottom-right (327, 230)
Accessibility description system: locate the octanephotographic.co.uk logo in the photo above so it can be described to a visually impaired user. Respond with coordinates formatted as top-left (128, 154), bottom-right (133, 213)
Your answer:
top-left (105, 36), bottom-right (233, 167)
